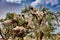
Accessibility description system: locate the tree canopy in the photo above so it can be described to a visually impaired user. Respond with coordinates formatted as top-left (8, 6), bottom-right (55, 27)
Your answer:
top-left (0, 6), bottom-right (59, 40)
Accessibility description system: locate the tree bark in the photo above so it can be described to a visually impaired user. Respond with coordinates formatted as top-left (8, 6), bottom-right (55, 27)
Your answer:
top-left (21, 37), bottom-right (24, 40)
top-left (40, 32), bottom-right (44, 40)
top-left (36, 36), bottom-right (38, 40)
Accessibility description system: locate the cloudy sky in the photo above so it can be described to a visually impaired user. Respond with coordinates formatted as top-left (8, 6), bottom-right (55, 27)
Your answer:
top-left (0, 0), bottom-right (60, 33)
top-left (0, 0), bottom-right (60, 19)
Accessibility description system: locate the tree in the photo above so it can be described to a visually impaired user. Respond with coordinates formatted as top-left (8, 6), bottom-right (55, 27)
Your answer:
top-left (0, 19), bottom-right (4, 22)
top-left (1, 13), bottom-right (21, 39)
top-left (21, 6), bottom-right (58, 40)
top-left (0, 6), bottom-right (58, 40)
top-left (2, 12), bottom-right (31, 40)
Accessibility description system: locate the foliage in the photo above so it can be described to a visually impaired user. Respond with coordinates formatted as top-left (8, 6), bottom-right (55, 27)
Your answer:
top-left (6, 13), bottom-right (14, 19)
top-left (0, 6), bottom-right (58, 40)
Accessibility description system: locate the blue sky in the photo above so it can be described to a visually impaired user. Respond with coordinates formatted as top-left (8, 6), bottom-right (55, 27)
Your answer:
top-left (0, 0), bottom-right (60, 19)
top-left (0, 0), bottom-right (60, 33)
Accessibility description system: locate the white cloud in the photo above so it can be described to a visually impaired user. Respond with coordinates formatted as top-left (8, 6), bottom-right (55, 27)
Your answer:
top-left (45, 0), bottom-right (58, 6)
top-left (31, 0), bottom-right (58, 7)
top-left (6, 0), bottom-right (24, 4)
top-left (31, 0), bottom-right (43, 7)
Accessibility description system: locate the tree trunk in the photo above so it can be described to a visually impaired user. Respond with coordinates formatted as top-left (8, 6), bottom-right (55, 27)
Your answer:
top-left (21, 37), bottom-right (24, 40)
top-left (40, 32), bottom-right (44, 40)
top-left (40, 35), bottom-right (43, 40)
top-left (36, 36), bottom-right (38, 40)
